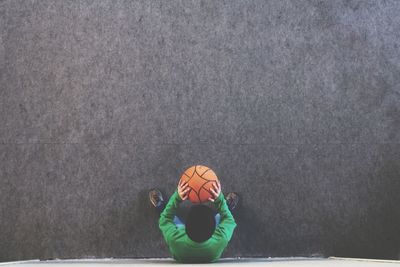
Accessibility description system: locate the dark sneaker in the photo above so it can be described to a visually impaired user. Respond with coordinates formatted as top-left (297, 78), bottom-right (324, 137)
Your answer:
top-left (226, 192), bottom-right (239, 211)
top-left (149, 188), bottom-right (165, 211)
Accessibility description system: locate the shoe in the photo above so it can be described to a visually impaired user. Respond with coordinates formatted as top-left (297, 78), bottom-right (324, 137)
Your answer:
top-left (226, 192), bottom-right (239, 211)
top-left (149, 188), bottom-right (165, 209)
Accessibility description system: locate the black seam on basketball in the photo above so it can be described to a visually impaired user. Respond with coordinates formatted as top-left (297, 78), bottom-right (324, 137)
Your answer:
top-left (191, 169), bottom-right (201, 203)
top-left (203, 187), bottom-right (213, 195)
top-left (182, 167), bottom-right (196, 183)
top-left (195, 189), bottom-right (201, 203)
top-left (194, 166), bottom-right (203, 177)
top-left (200, 168), bottom-right (211, 178)
top-left (192, 166), bottom-right (197, 178)
top-left (184, 166), bottom-right (215, 203)
top-left (185, 166), bottom-right (210, 186)
top-left (195, 166), bottom-right (210, 177)
top-left (186, 173), bottom-right (197, 185)
top-left (201, 181), bottom-right (214, 195)
top-left (197, 174), bottom-right (213, 183)
top-left (196, 181), bottom-right (214, 203)
top-left (189, 187), bottom-right (200, 202)
top-left (182, 167), bottom-right (196, 185)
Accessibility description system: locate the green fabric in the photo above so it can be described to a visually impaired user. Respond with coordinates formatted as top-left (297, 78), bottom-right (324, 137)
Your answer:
top-left (159, 190), bottom-right (237, 263)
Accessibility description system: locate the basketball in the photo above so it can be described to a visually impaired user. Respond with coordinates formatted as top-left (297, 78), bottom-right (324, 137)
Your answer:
top-left (179, 165), bottom-right (219, 203)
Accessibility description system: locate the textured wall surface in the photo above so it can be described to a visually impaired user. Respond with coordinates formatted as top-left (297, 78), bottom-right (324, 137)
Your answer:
top-left (1, 0), bottom-right (400, 262)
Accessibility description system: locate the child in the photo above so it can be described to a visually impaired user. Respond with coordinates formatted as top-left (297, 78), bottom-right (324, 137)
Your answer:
top-left (149, 180), bottom-right (239, 263)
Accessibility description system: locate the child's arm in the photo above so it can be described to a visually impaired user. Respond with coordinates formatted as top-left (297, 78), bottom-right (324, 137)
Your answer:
top-left (159, 180), bottom-right (190, 244)
top-left (158, 190), bottom-right (182, 244)
top-left (212, 192), bottom-right (237, 242)
top-left (208, 181), bottom-right (237, 242)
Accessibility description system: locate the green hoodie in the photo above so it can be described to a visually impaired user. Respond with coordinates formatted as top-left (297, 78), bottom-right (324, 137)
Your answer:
top-left (159, 191), bottom-right (237, 263)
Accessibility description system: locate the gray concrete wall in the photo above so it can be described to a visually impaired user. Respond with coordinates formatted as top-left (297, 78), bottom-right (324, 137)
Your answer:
top-left (1, 0), bottom-right (399, 262)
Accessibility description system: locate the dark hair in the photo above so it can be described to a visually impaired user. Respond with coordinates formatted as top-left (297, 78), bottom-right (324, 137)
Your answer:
top-left (185, 205), bottom-right (216, 243)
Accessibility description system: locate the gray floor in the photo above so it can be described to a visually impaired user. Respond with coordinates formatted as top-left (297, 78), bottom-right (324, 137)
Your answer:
top-left (1, 0), bottom-right (400, 262)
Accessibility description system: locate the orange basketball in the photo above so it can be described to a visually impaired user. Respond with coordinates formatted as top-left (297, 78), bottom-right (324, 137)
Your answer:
top-left (179, 165), bottom-right (219, 203)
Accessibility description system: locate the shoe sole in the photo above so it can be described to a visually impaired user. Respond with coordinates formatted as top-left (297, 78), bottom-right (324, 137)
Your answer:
top-left (149, 188), bottom-right (163, 207)
top-left (226, 192), bottom-right (239, 210)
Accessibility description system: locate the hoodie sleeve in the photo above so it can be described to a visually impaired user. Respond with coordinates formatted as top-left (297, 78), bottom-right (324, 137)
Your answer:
top-left (158, 190), bottom-right (182, 244)
top-left (212, 192), bottom-right (237, 242)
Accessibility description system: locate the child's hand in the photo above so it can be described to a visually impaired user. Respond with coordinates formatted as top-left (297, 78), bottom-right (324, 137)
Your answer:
top-left (208, 180), bottom-right (221, 202)
top-left (178, 180), bottom-right (190, 201)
